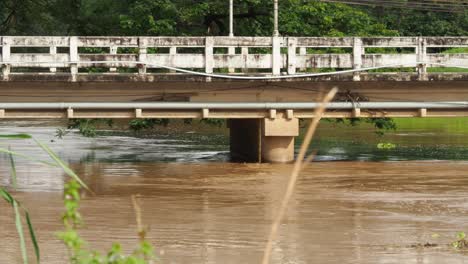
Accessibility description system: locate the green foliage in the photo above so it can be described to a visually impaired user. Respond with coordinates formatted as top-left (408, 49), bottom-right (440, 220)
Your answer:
top-left (329, 117), bottom-right (397, 136)
top-left (0, 187), bottom-right (40, 264)
top-left (0, 133), bottom-right (157, 263)
top-left (199, 119), bottom-right (225, 127)
top-left (129, 119), bottom-right (169, 132)
top-left (8, 146), bottom-right (17, 189)
top-left (377, 142), bottom-right (396, 150)
top-left (56, 128), bottom-right (71, 139)
top-left (452, 232), bottom-right (468, 249)
top-left (58, 179), bottom-right (157, 263)
top-left (68, 119), bottom-right (113, 138)
top-left (2, 0), bottom-right (465, 37)
top-left (0, 134), bottom-right (33, 139)
top-left (368, 118), bottom-right (397, 136)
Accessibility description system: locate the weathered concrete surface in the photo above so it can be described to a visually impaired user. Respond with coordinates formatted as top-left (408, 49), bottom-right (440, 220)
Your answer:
top-left (1, 36), bottom-right (467, 81)
top-left (0, 80), bottom-right (467, 103)
top-left (229, 115), bottom-right (298, 163)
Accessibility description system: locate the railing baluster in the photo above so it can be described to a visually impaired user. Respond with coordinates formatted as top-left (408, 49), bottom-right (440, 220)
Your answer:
top-left (228, 46), bottom-right (235, 73)
top-left (287, 37), bottom-right (297, 75)
top-left (241, 47), bottom-right (249, 73)
top-left (418, 37), bottom-right (427, 81)
top-left (69, 37), bottom-right (78, 82)
top-left (50, 46), bottom-right (57, 73)
top-left (205, 37), bottom-right (214, 74)
top-left (2, 37), bottom-right (11, 80)
top-left (109, 45), bottom-right (117, 72)
top-left (299, 47), bottom-right (306, 72)
top-left (353, 37), bottom-right (363, 81)
top-left (169, 46), bottom-right (177, 73)
top-left (138, 37), bottom-right (147, 75)
top-left (272, 36), bottom-right (281, 75)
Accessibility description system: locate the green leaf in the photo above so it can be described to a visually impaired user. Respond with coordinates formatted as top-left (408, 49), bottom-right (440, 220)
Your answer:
top-left (25, 212), bottom-right (40, 263)
top-left (0, 134), bottom-right (33, 139)
top-left (457, 232), bottom-right (466, 240)
top-left (33, 139), bottom-right (90, 191)
top-left (0, 187), bottom-right (14, 204)
top-left (8, 146), bottom-right (17, 189)
top-left (13, 200), bottom-right (29, 264)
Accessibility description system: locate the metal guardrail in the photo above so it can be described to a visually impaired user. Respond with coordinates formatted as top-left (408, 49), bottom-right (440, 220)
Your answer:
top-left (0, 36), bottom-right (467, 81)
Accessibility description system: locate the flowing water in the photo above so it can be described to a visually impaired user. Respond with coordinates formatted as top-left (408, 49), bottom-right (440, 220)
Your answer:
top-left (2, 120), bottom-right (468, 263)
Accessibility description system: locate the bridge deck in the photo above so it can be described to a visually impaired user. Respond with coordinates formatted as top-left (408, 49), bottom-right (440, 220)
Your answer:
top-left (1, 36), bottom-right (467, 82)
top-left (1, 36), bottom-right (467, 119)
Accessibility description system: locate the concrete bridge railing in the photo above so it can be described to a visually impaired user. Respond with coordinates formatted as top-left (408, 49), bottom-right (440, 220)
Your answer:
top-left (1, 36), bottom-right (467, 81)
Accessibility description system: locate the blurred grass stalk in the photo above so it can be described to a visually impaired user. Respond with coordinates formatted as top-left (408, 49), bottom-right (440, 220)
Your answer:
top-left (0, 132), bottom-right (89, 264)
top-left (261, 87), bottom-right (338, 264)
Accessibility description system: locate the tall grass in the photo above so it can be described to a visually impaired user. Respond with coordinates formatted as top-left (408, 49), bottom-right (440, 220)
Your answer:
top-left (0, 134), bottom-right (156, 263)
top-left (262, 87), bottom-right (338, 264)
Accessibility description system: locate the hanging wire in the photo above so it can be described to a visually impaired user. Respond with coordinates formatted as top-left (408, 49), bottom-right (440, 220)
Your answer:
top-left (317, 0), bottom-right (468, 12)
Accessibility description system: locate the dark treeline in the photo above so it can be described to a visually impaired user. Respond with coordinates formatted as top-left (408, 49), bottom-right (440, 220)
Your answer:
top-left (0, 0), bottom-right (466, 36)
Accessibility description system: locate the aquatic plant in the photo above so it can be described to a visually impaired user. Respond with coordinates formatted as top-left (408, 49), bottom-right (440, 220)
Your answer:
top-left (452, 232), bottom-right (468, 249)
top-left (129, 119), bottom-right (169, 132)
top-left (0, 134), bottom-right (157, 263)
top-left (68, 119), bottom-right (114, 138)
top-left (199, 118), bottom-right (225, 127)
top-left (55, 128), bottom-right (71, 139)
top-left (377, 142), bottom-right (396, 149)
top-left (326, 117), bottom-right (397, 136)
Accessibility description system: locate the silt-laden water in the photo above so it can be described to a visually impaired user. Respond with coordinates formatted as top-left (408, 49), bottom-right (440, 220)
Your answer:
top-left (1, 120), bottom-right (468, 263)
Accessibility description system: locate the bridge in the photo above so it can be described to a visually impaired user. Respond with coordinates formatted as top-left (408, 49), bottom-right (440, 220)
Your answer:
top-left (1, 36), bottom-right (467, 162)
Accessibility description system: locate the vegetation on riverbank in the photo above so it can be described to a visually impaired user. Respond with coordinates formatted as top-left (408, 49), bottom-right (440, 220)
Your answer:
top-left (1, 0), bottom-right (466, 37)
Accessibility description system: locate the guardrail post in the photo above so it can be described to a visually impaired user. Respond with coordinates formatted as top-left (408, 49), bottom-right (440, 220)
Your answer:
top-left (353, 37), bottom-right (363, 81)
top-left (50, 46), bottom-right (57, 73)
top-left (205, 37), bottom-right (214, 81)
top-left (69, 37), bottom-right (78, 82)
top-left (272, 36), bottom-right (281, 75)
top-left (2, 37), bottom-right (11, 80)
top-left (417, 37), bottom-right (427, 81)
top-left (109, 45), bottom-right (117, 72)
top-left (287, 37), bottom-right (297, 75)
top-left (138, 37), bottom-right (147, 75)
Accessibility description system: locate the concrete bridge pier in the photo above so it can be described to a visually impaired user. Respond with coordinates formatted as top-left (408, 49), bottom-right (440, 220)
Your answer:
top-left (228, 113), bottom-right (299, 163)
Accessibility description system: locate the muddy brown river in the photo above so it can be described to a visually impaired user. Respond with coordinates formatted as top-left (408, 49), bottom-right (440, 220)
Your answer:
top-left (2, 120), bottom-right (468, 263)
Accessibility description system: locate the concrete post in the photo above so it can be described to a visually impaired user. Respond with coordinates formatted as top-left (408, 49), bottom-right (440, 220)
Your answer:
top-left (138, 37), bottom-right (147, 75)
top-left (229, 0), bottom-right (234, 37)
top-left (287, 37), bottom-right (297, 75)
top-left (205, 37), bottom-right (214, 81)
top-left (273, 0), bottom-right (279, 37)
top-left (69, 37), bottom-right (78, 82)
top-left (228, 47), bottom-right (235, 73)
top-left (272, 36), bottom-right (281, 75)
top-left (262, 113), bottom-right (298, 163)
top-left (228, 112), bottom-right (299, 163)
top-left (169, 46), bottom-right (177, 73)
top-left (50, 46), bottom-right (57, 73)
top-left (2, 37), bottom-right (11, 81)
top-left (241, 47), bottom-right (249, 73)
top-left (109, 45), bottom-right (118, 72)
top-left (417, 37), bottom-right (428, 81)
top-left (299, 47), bottom-right (306, 72)
top-left (353, 37), bottom-right (363, 81)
